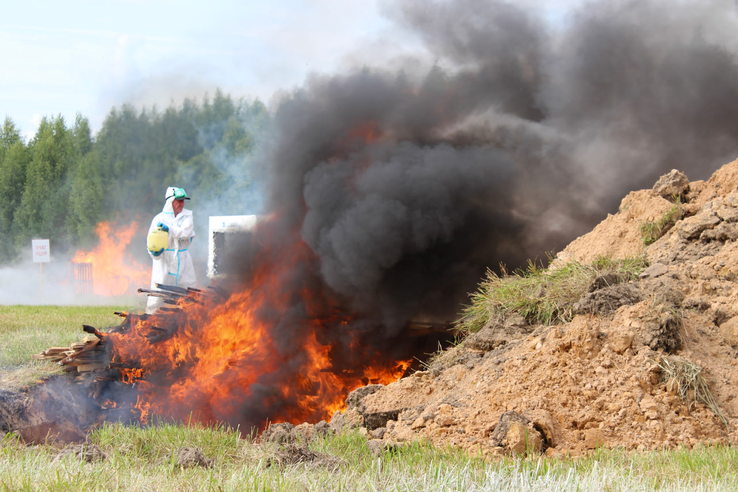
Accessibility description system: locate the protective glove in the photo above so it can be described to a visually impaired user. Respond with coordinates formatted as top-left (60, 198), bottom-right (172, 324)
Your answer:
top-left (157, 222), bottom-right (169, 233)
top-left (151, 247), bottom-right (165, 257)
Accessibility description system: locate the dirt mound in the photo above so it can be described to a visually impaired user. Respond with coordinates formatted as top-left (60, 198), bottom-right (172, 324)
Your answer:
top-left (172, 447), bottom-right (214, 469)
top-left (324, 159), bottom-right (738, 456)
top-left (55, 443), bottom-right (108, 463)
top-left (259, 424), bottom-right (345, 470)
top-left (555, 189), bottom-right (674, 265)
top-left (267, 443), bottom-right (344, 470)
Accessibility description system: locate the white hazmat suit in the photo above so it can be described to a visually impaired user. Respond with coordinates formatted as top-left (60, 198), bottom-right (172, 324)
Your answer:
top-left (146, 187), bottom-right (196, 313)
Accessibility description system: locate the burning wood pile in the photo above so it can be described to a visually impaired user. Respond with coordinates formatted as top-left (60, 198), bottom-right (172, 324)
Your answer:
top-left (30, 283), bottom-right (231, 425)
top-left (33, 284), bottom-right (225, 379)
top-left (31, 272), bottom-right (439, 434)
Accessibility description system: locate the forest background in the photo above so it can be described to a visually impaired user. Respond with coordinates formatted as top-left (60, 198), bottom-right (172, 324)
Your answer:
top-left (0, 90), bottom-right (269, 267)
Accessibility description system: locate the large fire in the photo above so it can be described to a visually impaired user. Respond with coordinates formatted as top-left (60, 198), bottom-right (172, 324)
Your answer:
top-left (71, 221), bottom-right (150, 296)
top-left (103, 224), bottom-right (414, 431)
top-left (77, 122), bottom-right (451, 433)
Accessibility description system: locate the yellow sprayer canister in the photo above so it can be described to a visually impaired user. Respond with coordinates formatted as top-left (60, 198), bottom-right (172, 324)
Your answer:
top-left (147, 228), bottom-right (169, 253)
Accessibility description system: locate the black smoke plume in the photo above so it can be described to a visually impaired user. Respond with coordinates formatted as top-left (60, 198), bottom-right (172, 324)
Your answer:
top-left (232, 0), bottom-right (738, 337)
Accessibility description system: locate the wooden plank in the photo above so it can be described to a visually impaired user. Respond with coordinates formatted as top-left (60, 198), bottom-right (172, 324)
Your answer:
top-left (59, 360), bottom-right (84, 367)
top-left (77, 363), bottom-right (106, 372)
top-left (43, 347), bottom-right (71, 353)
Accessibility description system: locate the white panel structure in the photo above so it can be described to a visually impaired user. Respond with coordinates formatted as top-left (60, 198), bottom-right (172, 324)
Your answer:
top-left (207, 215), bottom-right (258, 279)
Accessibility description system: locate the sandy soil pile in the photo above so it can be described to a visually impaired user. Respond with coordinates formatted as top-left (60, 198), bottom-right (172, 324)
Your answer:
top-left (318, 160), bottom-right (738, 456)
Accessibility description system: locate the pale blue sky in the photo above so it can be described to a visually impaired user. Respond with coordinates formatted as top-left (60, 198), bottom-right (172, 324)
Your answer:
top-left (1, 0), bottom-right (579, 139)
top-left (1, 0), bottom-right (396, 138)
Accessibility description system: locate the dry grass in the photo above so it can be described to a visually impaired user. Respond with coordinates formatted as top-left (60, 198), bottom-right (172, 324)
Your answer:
top-left (657, 355), bottom-right (728, 426)
top-left (457, 256), bottom-right (648, 333)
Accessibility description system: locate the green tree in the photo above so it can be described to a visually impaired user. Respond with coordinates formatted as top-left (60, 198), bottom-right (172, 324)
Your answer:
top-left (13, 116), bottom-right (73, 251)
top-left (0, 91), bottom-right (271, 265)
top-left (0, 117), bottom-right (22, 152)
top-left (0, 118), bottom-right (30, 261)
top-left (66, 149), bottom-right (104, 246)
top-left (72, 113), bottom-right (93, 156)
top-left (93, 105), bottom-right (161, 218)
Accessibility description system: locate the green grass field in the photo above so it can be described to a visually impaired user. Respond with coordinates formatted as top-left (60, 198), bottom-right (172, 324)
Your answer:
top-left (0, 305), bottom-right (736, 491)
top-left (0, 305), bottom-right (134, 387)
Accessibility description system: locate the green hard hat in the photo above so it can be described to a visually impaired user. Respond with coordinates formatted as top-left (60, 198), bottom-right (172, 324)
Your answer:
top-left (165, 187), bottom-right (190, 201)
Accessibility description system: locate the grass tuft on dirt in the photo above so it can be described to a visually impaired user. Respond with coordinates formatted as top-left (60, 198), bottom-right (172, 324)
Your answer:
top-left (640, 203), bottom-right (683, 246)
top-left (457, 255), bottom-right (648, 333)
top-left (657, 355), bottom-right (728, 426)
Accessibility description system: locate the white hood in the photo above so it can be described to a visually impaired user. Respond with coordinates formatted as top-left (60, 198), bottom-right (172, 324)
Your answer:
top-left (162, 186), bottom-right (177, 213)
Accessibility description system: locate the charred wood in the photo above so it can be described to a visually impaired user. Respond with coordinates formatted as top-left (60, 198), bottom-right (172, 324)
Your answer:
top-left (155, 283), bottom-right (189, 295)
top-left (207, 285), bottom-right (229, 299)
top-left (109, 363), bottom-right (141, 369)
top-left (146, 331), bottom-right (177, 344)
top-left (138, 288), bottom-right (182, 298)
top-left (82, 325), bottom-right (105, 339)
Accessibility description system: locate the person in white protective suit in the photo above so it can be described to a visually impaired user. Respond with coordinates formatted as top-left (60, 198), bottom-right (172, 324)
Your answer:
top-left (145, 186), bottom-right (196, 314)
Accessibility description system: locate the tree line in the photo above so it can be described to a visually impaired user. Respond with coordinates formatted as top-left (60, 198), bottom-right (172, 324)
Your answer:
top-left (0, 90), bottom-right (269, 264)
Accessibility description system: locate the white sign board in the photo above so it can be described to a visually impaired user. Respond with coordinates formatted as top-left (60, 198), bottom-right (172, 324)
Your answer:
top-left (32, 239), bottom-right (50, 263)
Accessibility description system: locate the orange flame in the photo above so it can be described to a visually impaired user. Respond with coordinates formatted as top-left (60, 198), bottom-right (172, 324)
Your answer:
top-left (346, 121), bottom-right (379, 144)
top-left (98, 123), bottom-right (430, 432)
top-left (71, 221), bottom-right (150, 296)
top-left (105, 226), bottom-right (412, 431)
